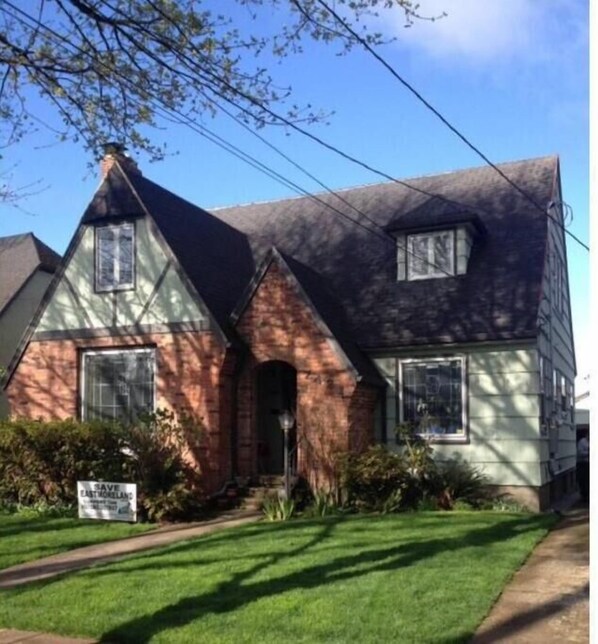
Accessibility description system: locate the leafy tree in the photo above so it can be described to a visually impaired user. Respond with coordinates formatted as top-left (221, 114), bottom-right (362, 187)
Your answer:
top-left (0, 0), bottom-right (434, 163)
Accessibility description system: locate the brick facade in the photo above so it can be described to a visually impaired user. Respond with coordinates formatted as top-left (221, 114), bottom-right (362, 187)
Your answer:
top-left (6, 330), bottom-right (234, 493)
top-left (235, 260), bottom-right (379, 490)
top-left (6, 260), bottom-right (382, 495)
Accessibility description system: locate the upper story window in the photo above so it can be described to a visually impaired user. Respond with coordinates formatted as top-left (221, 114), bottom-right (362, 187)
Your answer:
top-left (96, 223), bottom-right (135, 292)
top-left (407, 231), bottom-right (455, 280)
top-left (388, 200), bottom-right (484, 282)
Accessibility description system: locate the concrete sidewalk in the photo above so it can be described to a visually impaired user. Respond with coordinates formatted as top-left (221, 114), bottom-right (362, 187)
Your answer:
top-left (0, 509), bottom-right (261, 590)
top-left (472, 503), bottom-right (589, 643)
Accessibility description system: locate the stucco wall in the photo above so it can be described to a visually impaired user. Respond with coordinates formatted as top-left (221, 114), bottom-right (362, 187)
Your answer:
top-left (36, 218), bottom-right (208, 333)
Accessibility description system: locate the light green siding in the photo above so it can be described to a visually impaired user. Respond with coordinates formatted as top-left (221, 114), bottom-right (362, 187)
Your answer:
top-left (373, 345), bottom-right (543, 488)
top-left (535, 187), bottom-right (577, 485)
top-left (37, 218), bottom-right (208, 333)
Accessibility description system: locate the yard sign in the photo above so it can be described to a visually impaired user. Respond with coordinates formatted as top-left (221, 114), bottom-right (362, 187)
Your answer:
top-left (77, 480), bottom-right (137, 522)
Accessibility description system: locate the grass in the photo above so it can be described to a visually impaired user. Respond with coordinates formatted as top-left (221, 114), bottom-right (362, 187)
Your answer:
top-left (0, 512), bottom-right (154, 571)
top-left (0, 511), bottom-right (556, 643)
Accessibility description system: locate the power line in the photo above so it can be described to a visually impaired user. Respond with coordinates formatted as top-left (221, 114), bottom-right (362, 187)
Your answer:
top-left (315, 0), bottom-right (590, 253)
top-left (2, 1), bottom-right (453, 277)
top-left (74, 0), bottom-right (483, 215)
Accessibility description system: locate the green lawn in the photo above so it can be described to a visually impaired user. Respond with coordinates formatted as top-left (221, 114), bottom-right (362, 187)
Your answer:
top-left (0, 511), bottom-right (556, 643)
top-left (0, 513), bottom-right (154, 571)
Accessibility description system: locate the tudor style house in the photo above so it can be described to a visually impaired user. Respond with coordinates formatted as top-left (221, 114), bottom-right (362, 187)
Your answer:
top-left (3, 150), bottom-right (576, 510)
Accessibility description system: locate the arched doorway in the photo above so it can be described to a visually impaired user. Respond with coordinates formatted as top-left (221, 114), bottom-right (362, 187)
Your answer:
top-left (256, 361), bottom-right (297, 474)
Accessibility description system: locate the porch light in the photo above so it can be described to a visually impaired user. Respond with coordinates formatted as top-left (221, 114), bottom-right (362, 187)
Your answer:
top-left (278, 410), bottom-right (295, 499)
top-left (278, 410), bottom-right (295, 432)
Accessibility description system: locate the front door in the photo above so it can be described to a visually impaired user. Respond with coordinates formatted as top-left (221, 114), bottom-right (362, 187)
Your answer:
top-left (256, 361), bottom-right (296, 474)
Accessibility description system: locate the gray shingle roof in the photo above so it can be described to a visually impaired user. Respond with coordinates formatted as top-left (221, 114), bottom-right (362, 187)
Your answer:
top-left (0, 233), bottom-right (61, 315)
top-left (212, 156), bottom-right (557, 348)
top-left (79, 156), bottom-right (557, 355)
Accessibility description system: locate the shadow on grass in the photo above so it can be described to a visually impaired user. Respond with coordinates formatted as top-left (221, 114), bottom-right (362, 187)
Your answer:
top-left (98, 514), bottom-right (551, 643)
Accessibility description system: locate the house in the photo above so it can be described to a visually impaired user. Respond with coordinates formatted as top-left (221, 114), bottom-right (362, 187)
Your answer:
top-left (3, 149), bottom-right (577, 510)
top-left (0, 233), bottom-right (61, 416)
top-left (574, 385), bottom-right (589, 442)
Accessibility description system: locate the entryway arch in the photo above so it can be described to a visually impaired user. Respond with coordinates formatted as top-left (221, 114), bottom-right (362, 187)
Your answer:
top-left (256, 360), bottom-right (297, 474)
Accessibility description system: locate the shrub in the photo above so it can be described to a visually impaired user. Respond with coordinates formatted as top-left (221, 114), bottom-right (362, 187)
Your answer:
top-left (0, 410), bottom-right (205, 522)
top-left (432, 459), bottom-right (490, 510)
top-left (339, 445), bottom-right (414, 512)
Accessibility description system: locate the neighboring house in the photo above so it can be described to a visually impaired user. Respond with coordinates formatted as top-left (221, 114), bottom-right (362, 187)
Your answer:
top-left (575, 386), bottom-right (590, 441)
top-left (3, 150), bottom-right (577, 510)
top-left (0, 233), bottom-right (61, 416)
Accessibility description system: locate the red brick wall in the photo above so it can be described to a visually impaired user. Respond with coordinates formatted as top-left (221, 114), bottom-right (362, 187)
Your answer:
top-left (6, 331), bottom-right (234, 493)
top-left (235, 260), bottom-right (379, 489)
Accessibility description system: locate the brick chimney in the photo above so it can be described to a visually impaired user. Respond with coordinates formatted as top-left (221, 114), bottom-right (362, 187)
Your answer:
top-left (100, 142), bottom-right (141, 179)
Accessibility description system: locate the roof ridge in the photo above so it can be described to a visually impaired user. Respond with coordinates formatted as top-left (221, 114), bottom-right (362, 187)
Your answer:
top-left (207, 155), bottom-right (558, 213)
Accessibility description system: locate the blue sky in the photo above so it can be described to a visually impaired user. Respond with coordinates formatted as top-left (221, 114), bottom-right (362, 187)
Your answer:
top-left (0, 0), bottom-right (589, 385)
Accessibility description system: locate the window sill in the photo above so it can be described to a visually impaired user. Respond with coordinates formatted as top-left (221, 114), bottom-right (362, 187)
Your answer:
top-left (95, 284), bottom-right (136, 294)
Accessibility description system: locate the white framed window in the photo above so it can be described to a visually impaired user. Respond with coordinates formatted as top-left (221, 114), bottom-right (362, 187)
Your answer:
top-left (407, 230), bottom-right (455, 280)
top-left (399, 356), bottom-right (466, 438)
top-left (96, 222), bottom-right (135, 291)
top-left (81, 348), bottom-right (155, 422)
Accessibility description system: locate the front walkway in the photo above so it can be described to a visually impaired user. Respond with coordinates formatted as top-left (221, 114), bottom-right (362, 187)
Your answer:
top-left (472, 503), bottom-right (589, 643)
top-left (0, 509), bottom-right (260, 590)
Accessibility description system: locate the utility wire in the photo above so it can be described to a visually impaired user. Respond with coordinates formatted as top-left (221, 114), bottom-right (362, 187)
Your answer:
top-left (3, 1), bottom-right (454, 277)
top-left (59, 0), bottom-right (480, 214)
top-left (315, 0), bottom-right (589, 252)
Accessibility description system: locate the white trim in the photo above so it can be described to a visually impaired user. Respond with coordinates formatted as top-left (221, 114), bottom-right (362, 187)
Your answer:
top-left (398, 355), bottom-right (467, 439)
top-left (406, 230), bottom-right (455, 281)
top-left (80, 347), bottom-right (156, 421)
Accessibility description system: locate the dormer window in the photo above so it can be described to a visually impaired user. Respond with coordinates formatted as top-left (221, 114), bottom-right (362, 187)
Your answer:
top-left (386, 198), bottom-right (485, 282)
top-left (95, 222), bottom-right (135, 291)
top-left (395, 224), bottom-right (479, 281)
top-left (407, 230), bottom-right (455, 280)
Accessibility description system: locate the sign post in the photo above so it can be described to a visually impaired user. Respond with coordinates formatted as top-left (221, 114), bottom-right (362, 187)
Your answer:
top-left (77, 481), bottom-right (137, 522)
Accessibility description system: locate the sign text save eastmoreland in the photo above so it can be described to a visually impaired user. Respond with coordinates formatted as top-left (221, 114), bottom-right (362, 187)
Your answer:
top-left (77, 481), bottom-right (137, 522)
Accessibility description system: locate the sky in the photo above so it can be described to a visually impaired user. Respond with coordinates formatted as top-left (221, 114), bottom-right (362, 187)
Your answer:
top-left (0, 0), bottom-right (590, 388)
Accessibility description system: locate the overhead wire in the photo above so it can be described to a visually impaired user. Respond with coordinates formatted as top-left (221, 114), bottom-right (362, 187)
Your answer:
top-left (315, 0), bottom-right (590, 252)
top-left (2, 0), bottom-right (455, 277)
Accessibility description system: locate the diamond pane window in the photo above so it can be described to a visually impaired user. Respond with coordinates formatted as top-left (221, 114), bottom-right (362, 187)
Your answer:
top-left (82, 349), bottom-right (154, 422)
top-left (401, 358), bottom-right (464, 436)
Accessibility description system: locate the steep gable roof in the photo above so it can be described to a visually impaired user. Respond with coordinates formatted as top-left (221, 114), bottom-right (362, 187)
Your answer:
top-left (232, 248), bottom-right (383, 384)
top-left (213, 156), bottom-right (558, 348)
top-left (0, 233), bottom-right (61, 315)
top-left (82, 162), bottom-right (255, 337)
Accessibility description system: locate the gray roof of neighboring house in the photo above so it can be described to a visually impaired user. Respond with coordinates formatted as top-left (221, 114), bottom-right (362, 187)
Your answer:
top-left (213, 156), bottom-right (558, 349)
top-left (0, 233), bottom-right (61, 315)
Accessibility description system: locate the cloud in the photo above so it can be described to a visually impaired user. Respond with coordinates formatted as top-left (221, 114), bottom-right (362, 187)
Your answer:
top-left (386, 0), bottom-right (585, 65)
